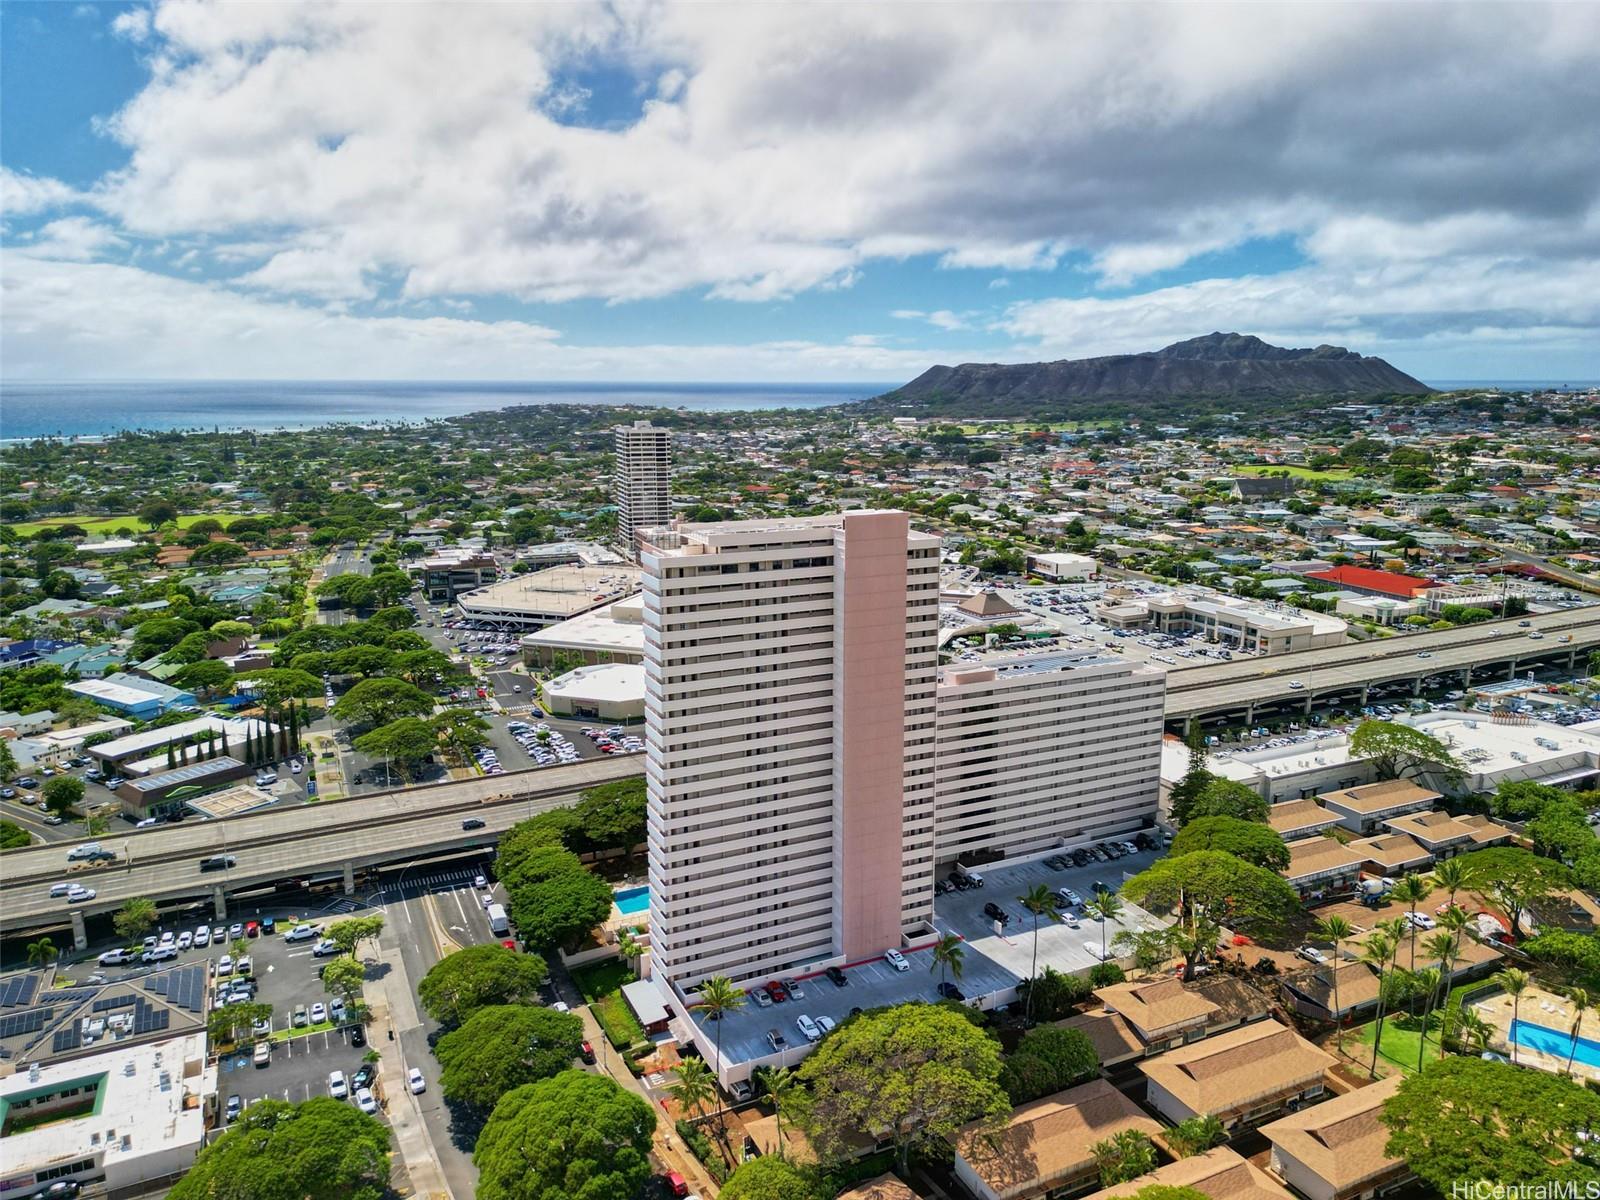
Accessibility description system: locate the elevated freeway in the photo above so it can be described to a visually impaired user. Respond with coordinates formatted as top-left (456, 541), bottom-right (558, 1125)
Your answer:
top-left (1160, 606), bottom-right (1599, 728)
top-left (1, 755), bottom-right (645, 945)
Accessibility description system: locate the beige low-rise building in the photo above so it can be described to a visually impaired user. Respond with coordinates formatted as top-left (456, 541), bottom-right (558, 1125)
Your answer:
top-left (1138, 1020), bottom-right (1336, 1131)
top-left (1268, 799), bottom-right (1341, 841)
top-left (952, 1078), bottom-right (1165, 1200)
top-left (1317, 781), bottom-right (1439, 836)
top-left (1282, 839), bottom-right (1366, 899)
top-left (1081, 1147), bottom-right (1296, 1200)
top-left (1347, 832), bottom-right (1433, 876)
top-left (1262, 1076), bottom-right (1412, 1200)
top-left (1280, 961), bottom-right (1383, 1023)
top-left (1093, 977), bottom-right (1220, 1050)
top-left (1383, 809), bottom-right (1508, 858)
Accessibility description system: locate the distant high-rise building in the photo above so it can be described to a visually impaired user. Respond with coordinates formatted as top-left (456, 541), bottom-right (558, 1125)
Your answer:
top-left (613, 421), bottom-right (672, 558)
top-left (640, 512), bottom-right (940, 994)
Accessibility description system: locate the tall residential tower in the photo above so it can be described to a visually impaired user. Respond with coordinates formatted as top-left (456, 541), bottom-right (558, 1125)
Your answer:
top-left (640, 512), bottom-right (941, 995)
top-left (613, 420), bottom-right (672, 559)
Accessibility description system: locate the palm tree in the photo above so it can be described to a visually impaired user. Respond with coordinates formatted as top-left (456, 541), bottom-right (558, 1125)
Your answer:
top-left (1417, 932), bottom-right (1458, 1071)
top-left (930, 933), bottom-right (966, 996)
top-left (1391, 873), bottom-right (1430, 965)
top-left (1434, 905), bottom-right (1470, 1060)
top-left (25, 937), bottom-right (55, 969)
top-left (1565, 988), bottom-right (1591, 1077)
top-left (668, 1056), bottom-right (717, 1125)
top-left (1314, 914), bottom-right (1354, 1029)
top-left (1363, 930), bottom-right (1398, 1079)
top-left (694, 975), bottom-right (745, 1128)
top-left (1495, 968), bottom-right (1530, 1065)
top-left (1166, 1113), bottom-right (1226, 1158)
top-left (1087, 887), bottom-right (1123, 963)
top-left (761, 1065), bottom-right (799, 1161)
top-left (1429, 857), bottom-right (1470, 909)
top-left (1456, 1009), bottom-right (1494, 1054)
top-left (1018, 885), bottom-right (1061, 1021)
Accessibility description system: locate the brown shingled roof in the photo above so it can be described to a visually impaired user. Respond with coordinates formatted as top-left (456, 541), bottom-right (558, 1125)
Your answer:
top-left (1058, 1011), bottom-right (1146, 1065)
top-left (1454, 813), bottom-right (1514, 844)
top-left (1318, 780), bottom-right (1439, 815)
top-left (1081, 1147), bottom-right (1296, 1200)
top-left (1281, 961), bottom-right (1382, 1017)
top-left (1383, 810), bottom-right (1477, 845)
top-left (1095, 977), bottom-right (1220, 1039)
top-left (836, 1175), bottom-right (922, 1200)
top-left (1262, 1075), bottom-right (1405, 1193)
top-left (1348, 832), bottom-right (1432, 870)
top-left (952, 1078), bottom-right (1164, 1199)
top-left (1268, 798), bottom-right (1338, 838)
top-left (1137, 1021), bottom-right (1336, 1118)
top-left (1284, 838), bottom-right (1366, 881)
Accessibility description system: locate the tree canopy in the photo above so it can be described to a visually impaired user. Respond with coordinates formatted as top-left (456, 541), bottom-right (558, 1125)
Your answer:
top-left (569, 778), bottom-right (647, 855)
top-left (1184, 778), bottom-right (1269, 824)
top-left (237, 668), bottom-right (325, 705)
top-left (331, 677), bottom-right (434, 727)
top-left (797, 1001), bottom-right (1008, 1172)
top-left (474, 1070), bottom-right (656, 1200)
top-left (1000, 1026), bottom-right (1100, 1105)
top-left (1458, 846), bottom-right (1571, 939)
top-left (501, 845), bottom-right (614, 950)
top-left (1349, 718), bottom-right (1462, 783)
top-left (326, 914), bottom-right (385, 958)
top-left (718, 1158), bottom-right (821, 1200)
top-left (436, 1004), bottom-right (585, 1110)
top-left (168, 1097), bottom-right (391, 1200)
top-left (41, 775), bottom-right (85, 816)
top-left (418, 943), bottom-right (550, 1026)
top-left (1381, 1056), bottom-right (1600, 1189)
top-left (1120, 850), bottom-right (1300, 977)
top-left (1168, 815), bottom-right (1289, 869)
top-left (352, 717), bottom-right (438, 778)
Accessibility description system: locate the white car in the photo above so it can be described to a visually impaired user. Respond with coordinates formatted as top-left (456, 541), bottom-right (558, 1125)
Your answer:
top-left (310, 1002), bottom-right (327, 1024)
top-left (284, 924), bottom-right (320, 943)
top-left (796, 1014), bottom-right (821, 1042)
top-left (328, 1070), bottom-right (349, 1099)
top-left (1287, 680), bottom-right (1305, 690)
top-left (98, 948), bottom-right (135, 965)
top-left (1297, 945), bottom-right (1329, 965)
top-left (815, 1015), bottom-right (836, 1036)
top-left (312, 938), bottom-right (340, 957)
top-left (884, 948), bottom-right (910, 972)
top-left (408, 1067), bottom-right (427, 1094)
top-left (194, 926), bottom-right (211, 947)
top-left (177, 932), bottom-right (193, 950)
top-left (1406, 912), bottom-right (1437, 931)
top-left (66, 885), bottom-right (96, 903)
top-left (355, 1087), bottom-right (378, 1115)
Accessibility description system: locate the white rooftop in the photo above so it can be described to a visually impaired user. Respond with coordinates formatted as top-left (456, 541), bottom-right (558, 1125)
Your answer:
top-left (544, 663), bottom-right (646, 704)
top-left (90, 715), bottom-right (273, 762)
top-left (520, 595), bottom-right (645, 656)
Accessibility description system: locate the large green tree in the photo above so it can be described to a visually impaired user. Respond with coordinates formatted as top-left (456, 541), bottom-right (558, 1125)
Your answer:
top-left (237, 668), bottom-right (324, 706)
top-left (41, 775), bottom-right (85, 816)
top-left (474, 1071), bottom-right (655, 1200)
top-left (168, 1097), bottom-right (390, 1200)
top-left (353, 717), bottom-right (438, 780)
top-left (1381, 1056), bottom-right (1600, 1189)
top-left (1458, 846), bottom-right (1571, 939)
top-left (1349, 718), bottom-right (1463, 783)
top-left (501, 845), bottom-right (614, 950)
top-left (1184, 778), bottom-right (1269, 823)
top-left (1120, 850), bottom-right (1300, 979)
top-left (999, 1026), bottom-right (1100, 1105)
top-left (436, 1005), bottom-right (585, 1110)
top-left (326, 914), bottom-right (385, 958)
top-left (1168, 815), bottom-right (1289, 869)
top-left (418, 943), bottom-right (550, 1026)
top-left (718, 1158), bottom-right (821, 1200)
top-left (796, 1002), bottom-right (1008, 1173)
top-left (331, 677), bottom-right (434, 727)
top-left (113, 897), bottom-right (158, 941)
top-left (568, 778), bottom-right (647, 855)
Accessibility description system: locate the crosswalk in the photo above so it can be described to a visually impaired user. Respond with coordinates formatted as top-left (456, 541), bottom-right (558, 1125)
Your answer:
top-left (404, 867), bottom-right (483, 893)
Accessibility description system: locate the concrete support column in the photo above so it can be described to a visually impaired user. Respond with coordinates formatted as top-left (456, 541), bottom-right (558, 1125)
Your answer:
top-left (1461, 666), bottom-right (1472, 688)
top-left (343, 861), bottom-right (356, 895)
top-left (1244, 703), bottom-right (1255, 726)
top-left (1360, 683), bottom-right (1370, 706)
top-left (1182, 715), bottom-right (1193, 737)
top-left (1304, 695), bottom-right (1313, 715)
top-left (70, 910), bottom-right (87, 951)
top-left (1412, 676), bottom-right (1423, 697)
top-left (212, 886), bottom-right (227, 920)
top-left (1508, 659), bottom-right (1518, 680)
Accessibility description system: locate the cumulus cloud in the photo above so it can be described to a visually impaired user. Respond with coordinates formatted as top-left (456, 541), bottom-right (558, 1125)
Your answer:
top-left (1, 168), bottom-right (81, 218)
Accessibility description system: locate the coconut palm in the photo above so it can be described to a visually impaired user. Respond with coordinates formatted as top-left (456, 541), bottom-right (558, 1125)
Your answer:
top-left (761, 1065), bottom-right (799, 1161)
top-left (1495, 967), bottom-right (1530, 1065)
top-left (694, 975), bottom-right (745, 1125)
top-left (1456, 1008), bottom-right (1494, 1054)
top-left (1363, 930), bottom-right (1398, 1079)
top-left (1166, 1113), bottom-right (1226, 1158)
top-left (1429, 857), bottom-right (1470, 909)
top-left (1565, 988), bottom-right (1591, 1077)
top-left (1434, 905), bottom-right (1471, 1060)
top-left (1391, 873), bottom-right (1430, 964)
top-left (1314, 914), bottom-right (1354, 1028)
top-left (930, 933), bottom-right (966, 995)
top-left (668, 1056), bottom-right (717, 1124)
top-left (1019, 885), bottom-right (1062, 1021)
top-left (1087, 887), bottom-right (1123, 963)
top-left (25, 937), bottom-right (55, 969)
top-left (1417, 932), bottom-right (1459, 1071)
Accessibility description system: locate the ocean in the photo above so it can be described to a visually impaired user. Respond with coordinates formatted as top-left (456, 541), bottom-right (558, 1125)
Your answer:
top-left (0, 380), bottom-right (873, 441)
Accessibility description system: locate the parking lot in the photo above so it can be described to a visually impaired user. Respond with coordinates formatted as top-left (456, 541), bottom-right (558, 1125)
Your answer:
top-left (688, 839), bottom-right (1173, 1073)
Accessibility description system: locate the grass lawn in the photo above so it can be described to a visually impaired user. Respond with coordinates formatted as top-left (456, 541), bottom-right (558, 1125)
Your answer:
top-left (4, 512), bottom-right (217, 536)
top-left (573, 960), bottom-right (646, 1048)
top-left (1234, 464), bottom-right (1354, 482)
top-left (1347, 1014), bottom-right (1443, 1074)
top-left (269, 1019), bottom-right (339, 1043)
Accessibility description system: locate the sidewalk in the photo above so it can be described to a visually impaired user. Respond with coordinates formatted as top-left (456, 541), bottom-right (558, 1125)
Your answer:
top-left (577, 1005), bottom-right (721, 1198)
top-left (366, 946), bottom-right (453, 1200)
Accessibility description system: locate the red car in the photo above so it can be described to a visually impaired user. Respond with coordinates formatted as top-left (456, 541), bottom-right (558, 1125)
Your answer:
top-left (765, 981), bottom-right (788, 1004)
top-left (245, 921), bottom-right (260, 938)
top-left (579, 1040), bottom-right (596, 1065)
top-left (666, 1171), bottom-right (688, 1198)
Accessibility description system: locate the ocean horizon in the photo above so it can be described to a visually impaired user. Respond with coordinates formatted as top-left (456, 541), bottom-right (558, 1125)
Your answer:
top-left (0, 380), bottom-right (874, 441)
top-left (1, 377), bottom-right (1592, 441)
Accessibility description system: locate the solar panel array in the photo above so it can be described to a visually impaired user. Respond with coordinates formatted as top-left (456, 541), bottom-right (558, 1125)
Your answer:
top-left (51, 1024), bottom-right (80, 1054)
top-left (93, 994), bottom-right (137, 1012)
top-left (0, 1008), bottom-right (51, 1039)
top-left (145, 964), bottom-right (206, 1013)
top-left (0, 976), bottom-right (41, 1008)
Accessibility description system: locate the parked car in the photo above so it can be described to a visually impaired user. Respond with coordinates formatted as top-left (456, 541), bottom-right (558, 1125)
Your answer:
top-left (226, 1095), bottom-right (243, 1122)
top-left (796, 1013), bottom-right (821, 1042)
top-left (253, 1041), bottom-right (271, 1067)
top-left (884, 948), bottom-right (910, 972)
top-left (98, 948), bottom-right (135, 965)
top-left (312, 938), bottom-right (340, 957)
top-left (293, 1004), bottom-right (309, 1028)
top-left (781, 978), bottom-right (805, 1001)
top-left (766, 1028), bottom-right (787, 1052)
top-left (1297, 945), bottom-right (1329, 965)
top-left (824, 966), bottom-right (848, 988)
top-left (764, 981), bottom-right (788, 1004)
top-left (355, 1087), bottom-right (378, 1115)
top-left (408, 1067), bottom-right (427, 1094)
top-left (327, 1070), bottom-right (348, 1099)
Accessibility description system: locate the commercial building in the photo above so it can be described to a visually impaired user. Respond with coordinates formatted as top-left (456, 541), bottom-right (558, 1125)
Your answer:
top-left (1317, 780), bottom-right (1439, 835)
top-left (1303, 565), bottom-right (1434, 600)
top-left (1026, 551), bottom-right (1097, 581)
top-left (415, 548), bottom-right (499, 601)
top-left (0, 1032), bottom-right (212, 1197)
top-left (454, 563), bottom-right (641, 630)
top-left (64, 674), bottom-right (195, 719)
top-left (934, 651), bottom-right (1165, 870)
top-left (542, 663), bottom-right (646, 723)
top-left (88, 715), bottom-right (273, 773)
top-left (519, 593), bottom-right (646, 668)
top-left (641, 512), bottom-right (941, 996)
top-left (1092, 589), bottom-right (1346, 655)
top-left (951, 1078), bottom-right (1163, 1200)
top-left (1262, 1076), bottom-right (1412, 1200)
top-left (615, 420), bottom-right (672, 558)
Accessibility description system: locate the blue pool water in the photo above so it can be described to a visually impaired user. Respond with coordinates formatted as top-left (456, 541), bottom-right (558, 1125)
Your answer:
top-left (1509, 1018), bottom-right (1600, 1068)
top-left (614, 885), bottom-right (650, 916)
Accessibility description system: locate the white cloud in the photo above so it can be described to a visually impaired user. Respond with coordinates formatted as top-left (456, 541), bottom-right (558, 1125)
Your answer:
top-left (22, 217), bottom-right (125, 261)
top-left (1, 168), bottom-right (81, 218)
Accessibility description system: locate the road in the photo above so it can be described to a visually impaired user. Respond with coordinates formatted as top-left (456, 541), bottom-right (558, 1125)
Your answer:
top-left (1, 756), bottom-right (645, 936)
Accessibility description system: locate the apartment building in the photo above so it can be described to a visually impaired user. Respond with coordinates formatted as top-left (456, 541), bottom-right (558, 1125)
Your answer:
top-left (936, 652), bottom-right (1165, 869)
top-left (641, 512), bottom-right (941, 995)
top-left (615, 420), bottom-right (672, 558)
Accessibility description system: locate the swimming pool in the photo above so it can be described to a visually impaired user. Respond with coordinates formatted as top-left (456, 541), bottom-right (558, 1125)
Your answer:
top-left (614, 885), bottom-right (650, 916)
top-left (1509, 1018), bottom-right (1600, 1068)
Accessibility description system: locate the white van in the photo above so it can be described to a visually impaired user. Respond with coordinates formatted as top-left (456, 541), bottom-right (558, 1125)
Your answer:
top-left (66, 842), bottom-right (104, 861)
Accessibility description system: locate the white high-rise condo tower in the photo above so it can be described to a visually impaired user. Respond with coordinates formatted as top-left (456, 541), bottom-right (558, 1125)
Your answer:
top-left (613, 420), bottom-right (672, 559)
top-left (640, 512), bottom-right (940, 996)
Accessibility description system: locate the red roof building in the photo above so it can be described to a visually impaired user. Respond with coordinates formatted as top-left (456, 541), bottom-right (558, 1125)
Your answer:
top-left (1304, 565), bottom-right (1434, 599)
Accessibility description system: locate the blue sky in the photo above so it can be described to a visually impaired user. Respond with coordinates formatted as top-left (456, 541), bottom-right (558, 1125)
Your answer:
top-left (2, 2), bottom-right (1597, 382)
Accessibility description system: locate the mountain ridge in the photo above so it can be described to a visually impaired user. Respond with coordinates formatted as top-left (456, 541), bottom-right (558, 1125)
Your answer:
top-left (872, 333), bottom-right (1431, 412)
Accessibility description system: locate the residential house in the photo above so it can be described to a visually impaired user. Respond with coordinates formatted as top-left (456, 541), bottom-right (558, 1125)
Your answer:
top-left (1081, 1148), bottom-right (1296, 1200)
top-left (1138, 1020), bottom-right (1336, 1131)
top-left (1280, 962), bottom-right (1383, 1024)
top-left (1262, 1076), bottom-right (1413, 1200)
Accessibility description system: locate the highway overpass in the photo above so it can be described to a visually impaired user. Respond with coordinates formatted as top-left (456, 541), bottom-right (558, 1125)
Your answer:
top-left (1160, 606), bottom-right (1599, 728)
top-left (1, 755), bottom-right (645, 946)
